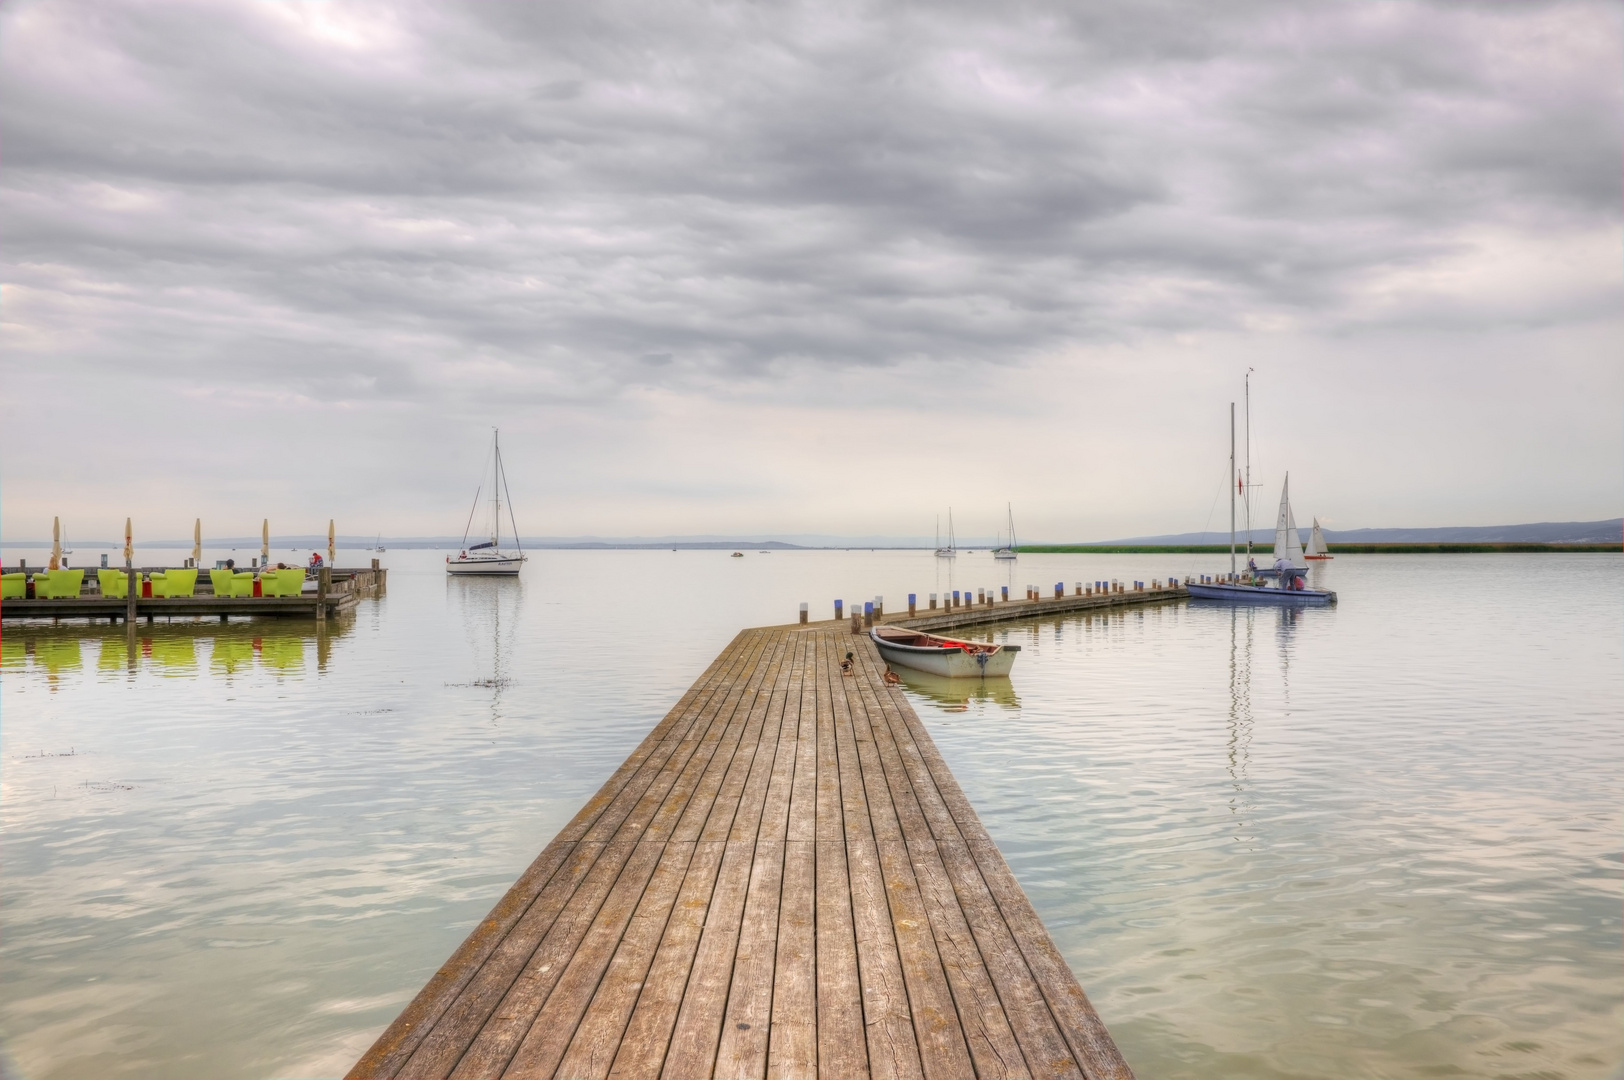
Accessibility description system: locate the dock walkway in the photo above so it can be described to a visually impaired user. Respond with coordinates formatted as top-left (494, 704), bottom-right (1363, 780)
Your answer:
top-left (352, 622), bottom-right (1133, 1080)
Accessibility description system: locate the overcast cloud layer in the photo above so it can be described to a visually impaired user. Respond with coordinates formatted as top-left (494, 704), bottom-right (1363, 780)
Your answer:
top-left (3, 0), bottom-right (1619, 543)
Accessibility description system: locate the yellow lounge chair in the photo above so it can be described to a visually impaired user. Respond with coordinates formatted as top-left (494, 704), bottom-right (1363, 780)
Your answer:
top-left (260, 568), bottom-right (306, 597)
top-left (34, 569), bottom-right (85, 598)
top-left (98, 569), bottom-right (133, 598)
top-left (2, 573), bottom-right (24, 599)
top-left (151, 569), bottom-right (199, 598)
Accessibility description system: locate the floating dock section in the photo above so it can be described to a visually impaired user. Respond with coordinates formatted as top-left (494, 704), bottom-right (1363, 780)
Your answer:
top-left (352, 622), bottom-right (1135, 1080)
top-left (0, 567), bottom-right (385, 621)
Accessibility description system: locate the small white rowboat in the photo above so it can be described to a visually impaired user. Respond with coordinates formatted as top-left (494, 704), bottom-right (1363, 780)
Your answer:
top-left (870, 626), bottom-right (1020, 678)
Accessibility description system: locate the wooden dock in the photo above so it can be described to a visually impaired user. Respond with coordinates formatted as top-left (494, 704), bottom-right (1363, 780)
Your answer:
top-left (351, 622), bottom-right (1134, 1080)
top-left (0, 567), bottom-right (385, 621)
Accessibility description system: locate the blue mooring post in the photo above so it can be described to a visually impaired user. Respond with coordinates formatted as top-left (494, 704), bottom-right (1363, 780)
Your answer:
top-left (908, 593), bottom-right (917, 616)
top-left (863, 600), bottom-right (874, 627)
top-left (835, 599), bottom-right (843, 620)
top-left (952, 590), bottom-right (960, 607)
top-left (1001, 585), bottom-right (1008, 601)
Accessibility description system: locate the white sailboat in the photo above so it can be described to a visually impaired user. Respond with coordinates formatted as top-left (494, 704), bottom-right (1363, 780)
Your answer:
top-left (1257, 475), bottom-right (1309, 578)
top-left (447, 429), bottom-right (528, 576)
top-left (992, 504), bottom-right (1018, 560)
top-left (935, 511), bottom-right (956, 558)
top-left (1304, 518), bottom-right (1332, 560)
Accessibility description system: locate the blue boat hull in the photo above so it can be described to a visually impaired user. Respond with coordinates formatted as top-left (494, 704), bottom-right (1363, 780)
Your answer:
top-left (1186, 582), bottom-right (1336, 605)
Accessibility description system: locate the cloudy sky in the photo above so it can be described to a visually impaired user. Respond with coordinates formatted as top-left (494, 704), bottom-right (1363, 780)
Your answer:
top-left (3, 0), bottom-right (1619, 544)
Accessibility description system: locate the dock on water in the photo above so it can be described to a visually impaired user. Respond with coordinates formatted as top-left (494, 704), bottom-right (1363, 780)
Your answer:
top-left (0, 566), bottom-right (386, 621)
top-left (351, 618), bottom-right (1140, 1080)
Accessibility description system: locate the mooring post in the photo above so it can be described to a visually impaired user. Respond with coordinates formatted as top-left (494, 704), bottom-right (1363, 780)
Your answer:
top-left (371, 558), bottom-right (380, 571)
top-left (874, 595), bottom-right (883, 618)
top-left (1001, 585), bottom-right (1008, 601)
top-left (835, 599), bottom-right (844, 621)
top-left (863, 601), bottom-right (873, 627)
top-left (125, 565), bottom-right (137, 625)
top-left (850, 611), bottom-right (861, 635)
top-left (929, 593), bottom-right (938, 610)
top-left (317, 567), bottom-right (330, 621)
top-left (798, 602), bottom-right (808, 624)
top-left (908, 593), bottom-right (916, 616)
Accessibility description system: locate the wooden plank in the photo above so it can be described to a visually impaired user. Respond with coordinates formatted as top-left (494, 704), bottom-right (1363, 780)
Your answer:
top-left (542, 631), bottom-right (792, 1080)
top-left (822, 631), bottom-right (920, 1080)
top-left (660, 629), bottom-right (798, 1078)
top-left (853, 646), bottom-right (1033, 1079)
top-left (500, 840), bottom-right (673, 1078)
top-left (843, 649), bottom-right (975, 1080)
top-left (713, 634), bottom-right (809, 1078)
top-left (438, 634), bottom-right (772, 1078)
top-left (768, 839), bottom-right (817, 1080)
top-left (827, 635), bottom-right (924, 1080)
top-left (811, 633), bottom-right (868, 1080)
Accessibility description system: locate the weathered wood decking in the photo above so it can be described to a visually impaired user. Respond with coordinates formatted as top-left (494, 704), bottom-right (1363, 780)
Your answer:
top-left (351, 624), bottom-right (1133, 1080)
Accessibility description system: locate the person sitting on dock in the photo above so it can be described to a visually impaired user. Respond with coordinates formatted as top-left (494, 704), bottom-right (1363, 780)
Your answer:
top-left (308, 552), bottom-right (324, 569)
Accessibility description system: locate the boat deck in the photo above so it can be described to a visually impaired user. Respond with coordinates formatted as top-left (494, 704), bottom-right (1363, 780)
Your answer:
top-left (351, 623), bottom-right (1132, 1080)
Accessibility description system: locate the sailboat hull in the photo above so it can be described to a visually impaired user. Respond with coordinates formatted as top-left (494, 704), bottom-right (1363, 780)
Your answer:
top-left (446, 554), bottom-right (526, 576)
top-left (1188, 582), bottom-right (1335, 604)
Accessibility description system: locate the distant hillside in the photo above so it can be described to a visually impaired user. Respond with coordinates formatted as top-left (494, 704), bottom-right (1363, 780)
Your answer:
top-left (1090, 519), bottom-right (1621, 547)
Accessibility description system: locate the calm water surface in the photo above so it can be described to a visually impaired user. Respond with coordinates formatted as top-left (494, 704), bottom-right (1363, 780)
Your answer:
top-left (2, 549), bottom-right (1620, 1079)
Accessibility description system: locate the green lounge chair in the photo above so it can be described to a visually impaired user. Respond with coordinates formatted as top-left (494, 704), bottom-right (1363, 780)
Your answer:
top-left (98, 569), bottom-right (133, 599)
top-left (260, 568), bottom-right (306, 597)
top-left (1, 573), bottom-right (24, 599)
top-left (34, 569), bottom-right (85, 599)
top-left (232, 572), bottom-right (257, 597)
top-left (208, 569), bottom-right (234, 596)
top-left (151, 569), bottom-right (199, 598)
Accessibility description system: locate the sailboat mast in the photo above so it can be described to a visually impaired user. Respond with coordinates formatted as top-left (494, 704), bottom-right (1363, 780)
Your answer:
top-left (1229, 402), bottom-right (1237, 576)
top-left (1244, 369), bottom-right (1253, 558)
top-left (492, 429), bottom-right (501, 547)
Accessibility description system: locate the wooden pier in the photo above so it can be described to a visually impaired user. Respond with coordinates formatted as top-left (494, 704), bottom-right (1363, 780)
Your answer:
top-left (884, 582), bottom-right (1185, 634)
top-left (351, 621), bottom-right (1134, 1080)
top-left (0, 567), bottom-right (385, 621)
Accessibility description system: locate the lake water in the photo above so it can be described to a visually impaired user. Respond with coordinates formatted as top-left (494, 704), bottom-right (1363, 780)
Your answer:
top-left (2, 549), bottom-right (1620, 1079)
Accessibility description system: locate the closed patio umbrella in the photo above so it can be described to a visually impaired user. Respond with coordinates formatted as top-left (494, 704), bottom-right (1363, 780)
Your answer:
top-left (328, 520), bottom-right (335, 567)
top-left (51, 516), bottom-right (61, 570)
top-left (262, 519), bottom-right (269, 567)
top-left (193, 519), bottom-right (202, 567)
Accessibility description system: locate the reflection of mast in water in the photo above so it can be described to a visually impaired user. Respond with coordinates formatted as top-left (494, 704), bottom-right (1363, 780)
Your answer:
top-left (1226, 606), bottom-right (1255, 842)
top-left (1276, 604), bottom-right (1300, 710)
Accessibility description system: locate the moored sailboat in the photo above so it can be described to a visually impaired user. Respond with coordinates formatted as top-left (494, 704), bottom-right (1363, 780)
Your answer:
top-left (935, 511), bottom-right (957, 558)
top-left (992, 504), bottom-right (1018, 560)
top-left (447, 429), bottom-right (528, 576)
top-left (1256, 475), bottom-right (1310, 578)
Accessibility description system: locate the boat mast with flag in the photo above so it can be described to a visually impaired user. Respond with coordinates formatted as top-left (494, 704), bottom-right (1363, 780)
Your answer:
top-left (447, 429), bottom-right (527, 576)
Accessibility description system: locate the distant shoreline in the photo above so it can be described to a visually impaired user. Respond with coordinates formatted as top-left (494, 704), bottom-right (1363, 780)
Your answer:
top-left (1020, 543), bottom-right (1620, 554)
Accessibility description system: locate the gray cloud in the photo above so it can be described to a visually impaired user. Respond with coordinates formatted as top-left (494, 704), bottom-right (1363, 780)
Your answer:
top-left (1, 0), bottom-right (1618, 540)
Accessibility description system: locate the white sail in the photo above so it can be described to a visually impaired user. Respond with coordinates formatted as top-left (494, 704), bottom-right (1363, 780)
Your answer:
top-left (1273, 474), bottom-right (1307, 569)
top-left (1305, 518), bottom-right (1328, 557)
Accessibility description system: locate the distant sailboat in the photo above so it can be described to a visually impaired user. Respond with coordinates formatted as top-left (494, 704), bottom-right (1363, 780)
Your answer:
top-left (935, 511), bottom-right (956, 558)
top-left (992, 504), bottom-right (1018, 560)
top-left (1304, 518), bottom-right (1332, 561)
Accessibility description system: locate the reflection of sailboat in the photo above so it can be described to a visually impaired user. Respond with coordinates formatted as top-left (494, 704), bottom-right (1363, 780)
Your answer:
top-left (447, 429), bottom-right (527, 576)
top-left (935, 511), bottom-right (956, 558)
top-left (1304, 518), bottom-right (1332, 560)
top-left (1226, 607), bottom-right (1255, 841)
top-left (992, 504), bottom-right (1018, 560)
